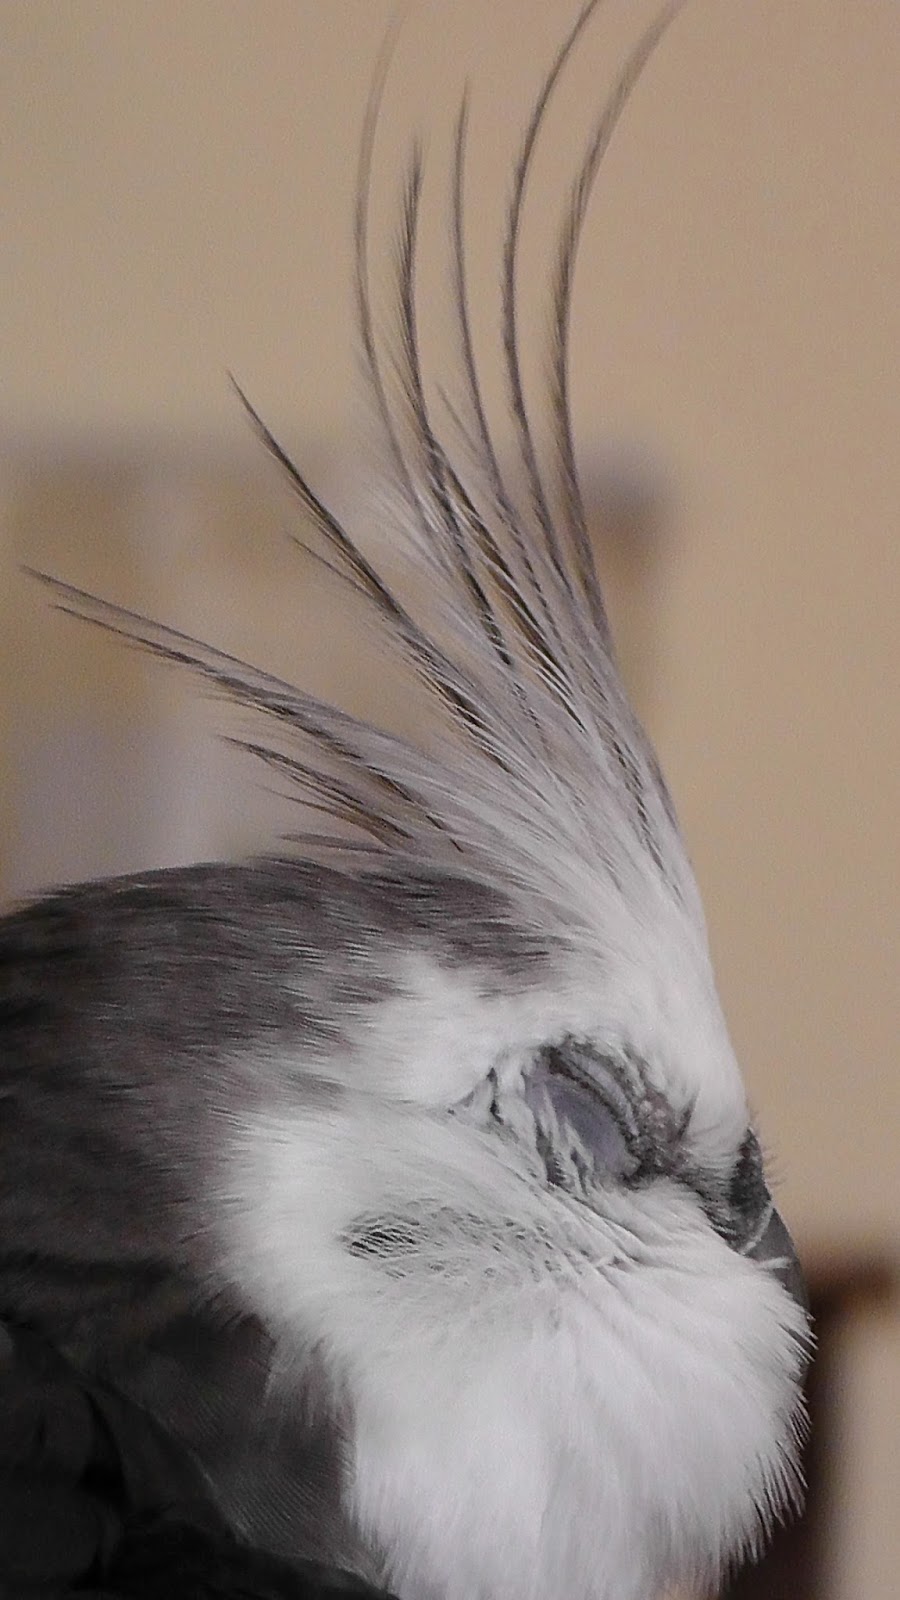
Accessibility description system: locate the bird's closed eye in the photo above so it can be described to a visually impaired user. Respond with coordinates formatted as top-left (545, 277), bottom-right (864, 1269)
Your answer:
top-left (523, 1044), bottom-right (643, 1187)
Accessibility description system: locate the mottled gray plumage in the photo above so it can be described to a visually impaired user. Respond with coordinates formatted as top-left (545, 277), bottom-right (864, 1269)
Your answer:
top-left (1, 6), bottom-right (809, 1599)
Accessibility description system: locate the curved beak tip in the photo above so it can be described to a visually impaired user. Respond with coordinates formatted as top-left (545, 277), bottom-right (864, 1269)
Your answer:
top-left (749, 1205), bottom-right (810, 1318)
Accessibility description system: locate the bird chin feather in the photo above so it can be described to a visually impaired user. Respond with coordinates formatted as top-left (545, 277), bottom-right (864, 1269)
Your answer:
top-left (218, 1093), bottom-right (807, 1600)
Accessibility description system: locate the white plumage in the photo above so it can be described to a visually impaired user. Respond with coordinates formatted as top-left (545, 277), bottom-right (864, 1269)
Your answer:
top-left (225, 1098), bottom-right (804, 1600)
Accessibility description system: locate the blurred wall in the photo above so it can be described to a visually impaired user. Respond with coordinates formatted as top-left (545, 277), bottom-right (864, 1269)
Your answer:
top-left (2, 4), bottom-right (898, 1595)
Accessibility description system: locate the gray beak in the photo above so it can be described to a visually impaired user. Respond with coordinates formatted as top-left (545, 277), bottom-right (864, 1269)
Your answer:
top-left (746, 1205), bottom-right (809, 1316)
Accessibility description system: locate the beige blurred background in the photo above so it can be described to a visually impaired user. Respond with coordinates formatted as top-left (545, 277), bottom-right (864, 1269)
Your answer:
top-left (1, 3), bottom-right (898, 1595)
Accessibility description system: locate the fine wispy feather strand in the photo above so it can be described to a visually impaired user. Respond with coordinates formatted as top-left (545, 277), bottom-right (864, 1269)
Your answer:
top-left (34, 0), bottom-right (700, 989)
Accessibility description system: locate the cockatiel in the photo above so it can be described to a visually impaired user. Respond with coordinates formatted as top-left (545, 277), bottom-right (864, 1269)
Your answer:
top-left (0, 5), bottom-right (809, 1599)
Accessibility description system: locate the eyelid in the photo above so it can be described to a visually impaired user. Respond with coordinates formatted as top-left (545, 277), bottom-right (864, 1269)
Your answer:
top-left (527, 1045), bottom-right (643, 1184)
top-left (543, 1043), bottom-right (641, 1146)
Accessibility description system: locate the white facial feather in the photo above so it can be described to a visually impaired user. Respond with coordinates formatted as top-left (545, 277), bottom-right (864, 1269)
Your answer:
top-left (288, 922), bottom-right (751, 1171)
top-left (218, 1097), bottom-right (806, 1600)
